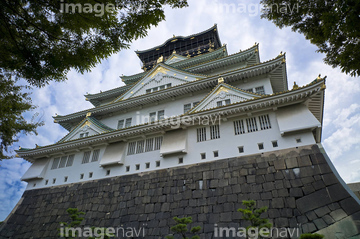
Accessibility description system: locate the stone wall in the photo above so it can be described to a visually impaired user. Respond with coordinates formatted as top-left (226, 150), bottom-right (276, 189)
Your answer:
top-left (1, 144), bottom-right (360, 238)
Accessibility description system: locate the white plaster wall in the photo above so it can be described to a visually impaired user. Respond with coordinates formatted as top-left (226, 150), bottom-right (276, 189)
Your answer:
top-left (232, 76), bottom-right (273, 94)
top-left (24, 110), bottom-right (316, 190)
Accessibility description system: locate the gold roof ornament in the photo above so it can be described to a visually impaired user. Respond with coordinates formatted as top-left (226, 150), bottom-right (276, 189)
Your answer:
top-left (173, 34), bottom-right (175, 38)
top-left (55, 113), bottom-right (58, 116)
top-left (86, 112), bottom-right (92, 117)
top-left (282, 58), bottom-right (286, 63)
top-left (254, 42), bottom-right (257, 46)
top-left (35, 144), bottom-right (39, 148)
top-left (157, 55), bottom-right (164, 64)
top-left (218, 77), bottom-right (224, 84)
top-left (293, 81), bottom-right (299, 90)
top-left (19, 146), bottom-right (22, 150)
top-left (172, 50), bottom-right (176, 54)
top-left (317, 74), bottom-right (322, 80)
top-left (279, 51), bottom-right (283, 56)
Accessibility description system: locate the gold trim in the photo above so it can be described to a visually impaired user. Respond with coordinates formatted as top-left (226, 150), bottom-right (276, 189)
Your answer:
top-left (86, 112), bottom-right (92, 117)
top-left (150, 66), bottom-right (170, 78)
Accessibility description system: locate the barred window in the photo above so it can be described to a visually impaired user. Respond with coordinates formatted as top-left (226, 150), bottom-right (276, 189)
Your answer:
top-left (127, 142), bottom-right (136, 155)
top-left (58, 156), bottom-right (67, 168)
top-left (210, 125), bottom-right (220, 140)
top-left (158, 110), bottom-right (165, 121)
top-left (159, 85), bottom-right (165, 90)
top-left (245, 88), bottom-right (253, 93)
top-left (145, 138), bottom-right (154, 152)
top-left (246, 117), bottom-right (258, 132)
top-left (184, 103), bottom-right (192, 113)
top-left (234, 119), bottom-right (245, 135)
top-left (117, 119), bottom-right (124, 129)
top-left (82, 151), bottom-right (91, 164)
top-left (136, 140), bottom-right (145, 154)
top-left (259, 114), bottom-right (271, 130)
top-left (225, 99), bottom-right (231, 105)
top-left (66, 155), bottom-right (74, 167)
top-left (166, 83), bottom-right (171, 88)
top-left (91, 149), bottom-right (100, 162)
top-left (125, 118), bottom-right (132, 128)
top-left (217, 101), bottom-right (223, 107)
top-left (149, 112), bottom-right (156, 122)
top-left (255, 86), bottom-right (265, 95)
top-left (154, 136), bottom-right (163, 150)
top-left (146, 89), bottom-right (151, 94)
top-left (51, 157), bottom-right (60, 170)
top-left (197, 127), bottom-right (207, 142)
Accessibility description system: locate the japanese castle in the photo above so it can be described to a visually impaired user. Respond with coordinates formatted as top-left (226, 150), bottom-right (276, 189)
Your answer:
top-left (17, 25), bottom-right (325, 190)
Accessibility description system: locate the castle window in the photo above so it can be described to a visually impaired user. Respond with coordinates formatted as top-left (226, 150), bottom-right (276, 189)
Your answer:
top-left (217, 101), bottom-right (223, 107)
top-left (201, 153), bottom-right (206, 160)
top-left (234, 119), bottom-right (245, 135)
top-left (149, 112), bottom-right (156, 122)
top-left (64, 176), bottom-right (68, 182)
top-left (255, 86), bottom-right (265, 95)
top-left (166, 83), bottom-right (172, 88)
top-left (238, 146), bottom-right (244, 153)
top-left (272, 141), bottom-right (278, 148)
top-left (45, 180), bottom-right (48, 185)
top-left (156, 161), bottom-right (160, 167)
top-left (79, 132), bottom-right (89, 138)
top-left (125, 118), bottom-right (132, 128)
top-left (210, 125), bottom-right (220, 140)
top-left (245, 88), bottom-right (253, 93)
top-left (127, 142), bottom-right (136, 155)
top-left (159, 85), bottom-right (165, 90)
top-left (80, 174), bottom-right (84, 179)
top-left (82, 151), bottom-right (91, 164)
top-left (136, 140), bottom-right (145, 154)
top-left (106, 170), bottom-right (110, 176)
top-left (259, 114), bottom-right (271, 130)
top-left (154, 136), bottom-right (163, 150)
top-left (158, 110), bottom-right (165, 120)
top-left (53, 178), bottom-right (56, 184)
top-left (91, 149), bottom-right (100, 162)
top-left (51, 157), bottom-right (60, 170)
top-left (145, 138), bottom-right (154, 152)
top-left (246, 117), bottom-right (258, 132)
top-left (59, 156), bottom-right (67, 168)
top-left (178, 157), bottom-right (183, 164)
top-left (296, 138), bottom-right (302, 143)
top-left (146, 162), bottom-right (150, 169)
top-left (184, 103), bottom-right (191, 113)
top-left (126, 166), bottom-right (130, 172)
top-left (213, 151), bottom-right (219, 157)
top-left (33, 183), bottom-right (36, 187)
top-left (136, 164), bottom-right (140, 170)
top-left (89, 172), bottom-right (93, 178)
top-left (225, 99), bottom-right (231, 105)
top-left (117, 119), bottom-right (125, 129)
top-left (197, 127), bottom-right (207, 142)
top-left (193, 101), bottom-right (200, 106)
top-left (146, 89), bottom-right (151, 94)
top-left (258, 143), bottom-right (264, 150)
top-left (66, 155), bottom-right (74, 167)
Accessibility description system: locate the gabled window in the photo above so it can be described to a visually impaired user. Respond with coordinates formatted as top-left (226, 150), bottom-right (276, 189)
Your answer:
top-left (216, 99), bottom-right (231, 107)
top-left (125, 118), bottom-right (132, 128)
top-left (79, 132), bottom-right (89, 138)
top-left (255, 86), bottom-right (265, 95)
top-left (149, 110), bottom-right (165, 122)
top-left (217, 101), bottom-right (223, 107)
top-left (225, 99), bottom-right (231, 105)
top-left (183, 102), bottom-right (200, 113)
top-left (146, 84), bottom-right (172, 94)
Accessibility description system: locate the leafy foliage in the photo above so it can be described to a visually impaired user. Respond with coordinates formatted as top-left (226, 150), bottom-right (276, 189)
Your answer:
top-left (261, 0), bottom-right (360, 77)
top-left (0, 73), bottom-right (43, 159)
top-left (237, 200), bottom-right (272, 232)
top-left (0, 0), bottom-right (189, 87)
top-left (300, 233), bottom-right (324, 239)
top-left (166, 216), bottom-right (201, 239)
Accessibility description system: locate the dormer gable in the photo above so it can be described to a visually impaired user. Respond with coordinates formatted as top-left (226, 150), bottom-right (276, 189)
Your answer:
top-left (115, 63), bottom-right (207, 102)
top-left (164, 53), bottom-right (188, 65)
top-left (58, 116), bottom-right (114, 143)
top-left (188, 82), bottom-right (260, 113)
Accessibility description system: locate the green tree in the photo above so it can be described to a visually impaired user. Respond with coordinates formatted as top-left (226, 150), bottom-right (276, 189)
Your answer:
top-left (166, 216), bottom-right (201, 239)
top-left (0, 73), bottom-right (43, 159)
top-left (261, 0), bottom-right (360, 77)
top-left (0, 0), bottom-right (188, 157)
top-left (237, 200), bottom-right (272, 237)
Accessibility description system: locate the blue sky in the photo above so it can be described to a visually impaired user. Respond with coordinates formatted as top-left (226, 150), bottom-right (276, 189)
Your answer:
top-left (1, 0), bottom-right (360, 221)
